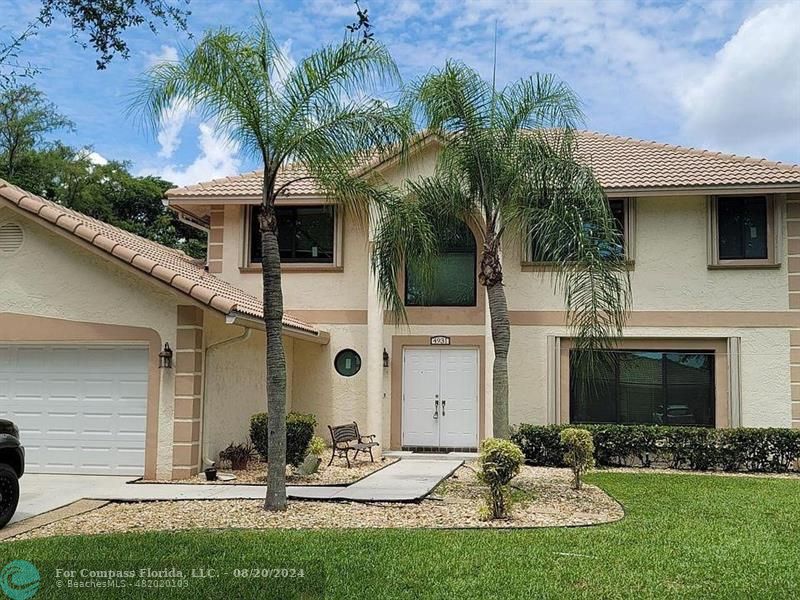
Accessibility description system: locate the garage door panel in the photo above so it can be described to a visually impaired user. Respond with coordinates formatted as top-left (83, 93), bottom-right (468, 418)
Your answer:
top-left (0, 344), bottom-right (148, 475)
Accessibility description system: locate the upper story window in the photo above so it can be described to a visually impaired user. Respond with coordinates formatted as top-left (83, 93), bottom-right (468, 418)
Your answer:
top-left (570, 349), bottom-right (715, 426)
top-left (709, 196), bottom-right (777, 267)
top-left (249, 205), bottom-right (335, 264)
top-left (528, 198), bottom-right (631, 265)
top-left (405, 220), bottom-right (477, 307)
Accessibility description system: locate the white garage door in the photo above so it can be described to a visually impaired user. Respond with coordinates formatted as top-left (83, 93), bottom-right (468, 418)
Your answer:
top-left (0, 344), bottom-right (148, 475)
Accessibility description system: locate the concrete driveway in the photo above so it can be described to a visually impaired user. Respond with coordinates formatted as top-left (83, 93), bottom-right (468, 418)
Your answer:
top-left (12, 474), bottom-right (133, 525)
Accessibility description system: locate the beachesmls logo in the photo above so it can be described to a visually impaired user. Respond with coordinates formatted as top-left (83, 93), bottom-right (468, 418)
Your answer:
top-left (0, 560), bottom-right (40, 600)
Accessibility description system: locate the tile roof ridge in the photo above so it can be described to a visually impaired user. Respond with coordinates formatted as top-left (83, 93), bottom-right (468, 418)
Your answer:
top-left (578, 130), bottom-right (800, 172)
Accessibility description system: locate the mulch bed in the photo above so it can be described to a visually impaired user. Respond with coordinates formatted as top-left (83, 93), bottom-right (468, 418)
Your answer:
top-left (11, 465), bottom-right (624, 540)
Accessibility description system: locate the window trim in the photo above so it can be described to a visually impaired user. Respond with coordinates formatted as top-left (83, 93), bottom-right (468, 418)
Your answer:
top-left (557, 338), bottom-right (731, 428)
top-left (521, 197), bottom-right (636, 271)
top-left (242, 203), bottom-right (344, 272)
top-left (708, 194), bottom-right (781, 269)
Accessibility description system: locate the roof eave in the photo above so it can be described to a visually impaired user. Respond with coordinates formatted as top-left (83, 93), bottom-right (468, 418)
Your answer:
top-left (225, 311), bottom-right (329, 345)
top-left (604, 183), bottom-right (800, 197)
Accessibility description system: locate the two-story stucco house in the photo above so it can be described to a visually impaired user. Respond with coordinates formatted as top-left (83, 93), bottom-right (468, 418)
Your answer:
top-left (2, 131), bottom-right (800, 479)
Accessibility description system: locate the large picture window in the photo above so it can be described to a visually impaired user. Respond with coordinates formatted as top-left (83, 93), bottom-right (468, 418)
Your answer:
top-left (570, 350), bottom-right (715, 426)
top-left (405, 221), bottom-right (477, 307)
top-left (250, 205), bottom-right (335, 264)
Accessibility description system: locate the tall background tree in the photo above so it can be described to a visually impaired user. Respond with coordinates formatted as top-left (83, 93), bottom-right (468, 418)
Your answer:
top-left (135, 17), bottom-right (411, 510)
top-left (371, 61), bottom-right (631, 438)
top-left (0, 84), bottom-right (205, 257)
top-left (1, 0), bottom-right (191, 85)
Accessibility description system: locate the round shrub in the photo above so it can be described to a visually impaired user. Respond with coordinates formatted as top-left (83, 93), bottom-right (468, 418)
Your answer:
top-left (477, 438), bottom-right (524, 519)
top-left (249, 412), bottom-right (317, 467)
top-left (560, 427), bottom-right (595, 490)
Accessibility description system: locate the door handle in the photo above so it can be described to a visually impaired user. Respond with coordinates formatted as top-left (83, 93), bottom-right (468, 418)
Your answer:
top-left (441, 400), bottom-right (446, 416)
top-left (433, 398), bottom-right (439, 419)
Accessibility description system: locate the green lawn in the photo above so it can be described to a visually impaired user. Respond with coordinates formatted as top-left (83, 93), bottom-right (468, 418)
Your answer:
top-left (1, 472), bottom-right (798, 599)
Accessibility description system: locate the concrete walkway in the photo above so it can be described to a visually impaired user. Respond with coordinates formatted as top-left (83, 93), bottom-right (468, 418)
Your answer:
top-left (287, 459), bottom-right (463, 502)
top-left (11, 459), bottom-right (463, 526)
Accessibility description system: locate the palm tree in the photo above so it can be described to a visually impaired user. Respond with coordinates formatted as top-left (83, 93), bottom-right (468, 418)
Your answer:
top-left (134, 19), bottom-right (411, 510)
top-left (371, 62), bottom-right (631, 438)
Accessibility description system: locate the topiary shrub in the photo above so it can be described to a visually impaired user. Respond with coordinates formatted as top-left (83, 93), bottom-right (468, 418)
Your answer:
top-left (249, 412), bottom-right (318, 467)
top-left (477, 438), bottom-right (524, 520)
top-left (560, 428), bottom-right (595, 490)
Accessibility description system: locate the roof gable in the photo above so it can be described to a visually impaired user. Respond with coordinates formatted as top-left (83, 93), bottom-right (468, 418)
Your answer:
top-left (0, 179), bottom-right (319, 337)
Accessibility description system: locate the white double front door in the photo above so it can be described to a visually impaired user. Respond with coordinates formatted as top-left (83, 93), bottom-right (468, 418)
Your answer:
top-left (402, 347), bottom-right (479, 449)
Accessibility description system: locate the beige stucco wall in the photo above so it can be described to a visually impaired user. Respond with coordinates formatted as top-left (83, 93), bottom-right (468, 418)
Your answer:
top-left (503, 195), bottom-right (789, 311)
top-left (0, 208), bottom-right (180, 477)
top-left (292, 324), bottom-right (369, 438)
top-left (201, 313), bottom-right (302, 463)
top-left (218, 204), bottom-right (370, 310)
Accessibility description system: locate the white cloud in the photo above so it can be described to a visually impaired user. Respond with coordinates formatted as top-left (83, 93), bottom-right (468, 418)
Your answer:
top-left (142, 45), bottom-right (193, 159)
top-left (680, 2), bottom-right (800, 161)
top-left (140, 122), bottom-right (241, 187)
top-left (145, 44), bottom-right (179, 67)
top-left (84, 151), bottom-right (108, 166)
top-left (156, 98), bottom-right (192, 159)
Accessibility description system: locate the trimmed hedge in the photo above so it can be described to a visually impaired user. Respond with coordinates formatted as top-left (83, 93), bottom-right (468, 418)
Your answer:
top-left (510, 424), bottom-right (800, 473)
top-left (250, 412), bottom-right (317, 467)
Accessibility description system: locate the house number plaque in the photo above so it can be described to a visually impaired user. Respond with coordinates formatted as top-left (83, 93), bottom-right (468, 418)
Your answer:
top-left (430, 336), bottom-right (451, 345)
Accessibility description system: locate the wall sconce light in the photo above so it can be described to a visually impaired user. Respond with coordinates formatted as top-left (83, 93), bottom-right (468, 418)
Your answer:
top-left (159, 342), bottom-right (174, 369)
top-left (383, 348), bottom-right (389, 368)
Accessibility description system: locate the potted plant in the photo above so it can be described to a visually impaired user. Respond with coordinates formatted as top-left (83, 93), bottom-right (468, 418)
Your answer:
top-left (219, 442), bottom-right (257, 471)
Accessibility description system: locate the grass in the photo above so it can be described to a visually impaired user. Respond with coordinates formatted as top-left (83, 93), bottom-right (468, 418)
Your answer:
top-left (1, 472), bottom-right (798, 599)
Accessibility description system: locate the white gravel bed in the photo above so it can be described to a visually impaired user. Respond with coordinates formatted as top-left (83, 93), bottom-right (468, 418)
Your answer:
top-left (12, 466), bottom-right (623, 540)
top-left (138, 457), bottom-right (396, 486)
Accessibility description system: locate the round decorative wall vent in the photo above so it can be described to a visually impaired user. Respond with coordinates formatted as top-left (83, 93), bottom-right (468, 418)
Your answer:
top-left (0, 222), bottom-right (24, 255)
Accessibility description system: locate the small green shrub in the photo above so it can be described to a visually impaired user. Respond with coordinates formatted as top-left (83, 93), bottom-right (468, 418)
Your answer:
top-left (249, 412), bottom-right (318, 467)
top-left (477, 438), bottom-right (524, 520)
top-left (560, 428), bottom-right (595, 490)
top-left (308, 435), bottom-right (327, 458)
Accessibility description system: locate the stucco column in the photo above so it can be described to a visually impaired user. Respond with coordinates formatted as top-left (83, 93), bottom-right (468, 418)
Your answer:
top-left (366, 221), bottom-right (384, 456)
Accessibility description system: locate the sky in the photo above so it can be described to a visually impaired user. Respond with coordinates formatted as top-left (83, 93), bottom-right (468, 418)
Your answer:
top-left (2, 0), bottom-right (799, 187)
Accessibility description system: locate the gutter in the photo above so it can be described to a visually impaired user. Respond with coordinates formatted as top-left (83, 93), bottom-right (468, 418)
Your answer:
top-left (225, 311), bottom-right (330, 345)
top-left (199, 326), bottom-right (253, 468)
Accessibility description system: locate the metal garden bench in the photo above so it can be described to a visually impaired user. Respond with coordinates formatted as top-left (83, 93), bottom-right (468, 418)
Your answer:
top-left (327, 422), bottom-right (379, 467)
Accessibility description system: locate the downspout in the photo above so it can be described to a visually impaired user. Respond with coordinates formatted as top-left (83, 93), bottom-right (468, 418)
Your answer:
top-left (199, 326), bottom-right (252, 468)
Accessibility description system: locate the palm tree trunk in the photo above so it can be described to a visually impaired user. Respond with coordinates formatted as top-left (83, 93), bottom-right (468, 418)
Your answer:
top-left (480, 233), bottom-right (511, 439)
top-left (260, 203), bottom-right (288, 511)
top-left (487, 281), bottom-right (510, 439)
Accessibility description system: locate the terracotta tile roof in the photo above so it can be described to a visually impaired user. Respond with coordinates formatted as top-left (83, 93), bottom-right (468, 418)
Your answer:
top-left (166, 163), bottom-right (323, 200)
top-left (575, 131), bottom-right (800, 191)
top-left (0, 179), bottom-right (320, 336)
top-left (166, 131), bottom-right (800, 200)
